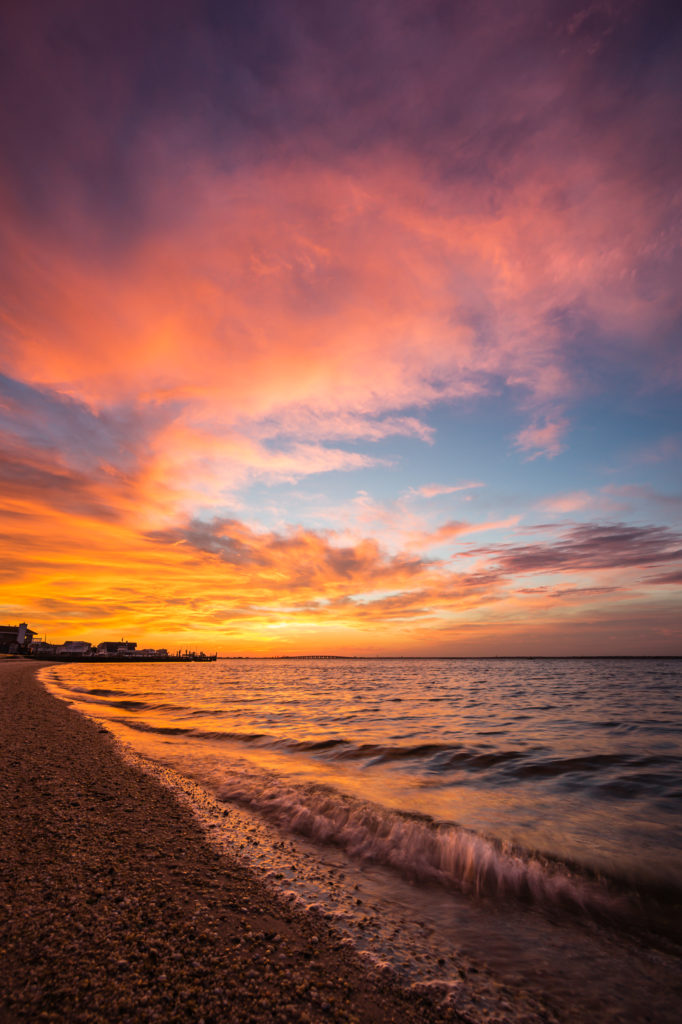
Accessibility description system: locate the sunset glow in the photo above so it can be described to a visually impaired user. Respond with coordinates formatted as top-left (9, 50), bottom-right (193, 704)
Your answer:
top-left (1, 0), bottom-right (680, 654)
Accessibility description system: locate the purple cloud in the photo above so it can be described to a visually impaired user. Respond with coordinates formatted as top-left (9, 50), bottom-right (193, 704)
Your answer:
top-left (468, 523), bottom-right (682, 575)
top-left (648, 569), bottom-right (682, 585)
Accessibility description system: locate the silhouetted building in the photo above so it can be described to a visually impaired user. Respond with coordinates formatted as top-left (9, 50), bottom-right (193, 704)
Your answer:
top-left (58, 641), bottom-right (92, 655)
top-left (29, 641), bottom-right (59, 656)
top-left (96, 641), bottom-right (137, 654)
top-left (0, 622), bottom-right (36, 654)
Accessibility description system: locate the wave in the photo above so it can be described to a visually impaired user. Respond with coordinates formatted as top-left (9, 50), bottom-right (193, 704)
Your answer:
top-left (208, 771), bottom-right (681, 940)
top-left (111, 718), bottom-right (678, 791)
top-left (117, 719), bottom-right (194, 736)
top-left (53, 684), bottom-right (193, 717)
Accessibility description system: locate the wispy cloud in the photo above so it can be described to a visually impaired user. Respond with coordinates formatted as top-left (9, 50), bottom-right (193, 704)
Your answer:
top-left (540, 492), bottom-right (593, 514)
top-left (406, 516), bottom-right (521, 552)
top-left (410, 482), bottom-right (484, 499)
top-left (515, 417), bottom-right (569, 459)
top-left (648, 569), bottom-right (682, 585)
top-left (629, 436), bottom-right (682, 466)
top-left (468, 522), bottom-right (682, 575)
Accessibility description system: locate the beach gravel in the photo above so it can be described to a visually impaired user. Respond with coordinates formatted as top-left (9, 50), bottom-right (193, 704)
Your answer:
top-left (0, 658), bottom-right (466, 1023)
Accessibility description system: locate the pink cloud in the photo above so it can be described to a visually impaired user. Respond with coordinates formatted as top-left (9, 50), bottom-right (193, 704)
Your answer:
top-left (410, 482), bottom-right (484, 499)
top-left (253, 410), bottom-right (435, 444)
top-left (143, 426), bottom-right (390, 513)
top-left (515, 417), bottom-right (569, 459)
top-left (541, 491), bottom-right (593, 514)
top-left (3, 141), bottom-right (679, 458)
top-left (406, 515), bottom-right (521, 551)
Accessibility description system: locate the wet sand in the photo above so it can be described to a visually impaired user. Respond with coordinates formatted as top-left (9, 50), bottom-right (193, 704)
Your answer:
top-left (0, 658), bottom-right (472, 1024)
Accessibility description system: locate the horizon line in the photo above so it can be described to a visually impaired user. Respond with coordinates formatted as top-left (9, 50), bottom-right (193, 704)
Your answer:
top-left (217, 653), bottom-right (682, 660)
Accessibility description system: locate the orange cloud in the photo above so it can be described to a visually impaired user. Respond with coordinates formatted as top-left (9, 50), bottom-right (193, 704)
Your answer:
top-left (2, 138), bottom-right (679, 544)
top-left (3, 469), bottom-right (681, 655)
top-left (4, 148), bottom-right (676, 429)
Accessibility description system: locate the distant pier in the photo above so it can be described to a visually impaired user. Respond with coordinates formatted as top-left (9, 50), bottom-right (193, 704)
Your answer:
top-left (28, 652), bottom-right (218, 663)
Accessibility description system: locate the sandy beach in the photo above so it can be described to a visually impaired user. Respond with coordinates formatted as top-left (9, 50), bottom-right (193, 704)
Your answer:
top-left (0, 657), bottom-right (474, 1024)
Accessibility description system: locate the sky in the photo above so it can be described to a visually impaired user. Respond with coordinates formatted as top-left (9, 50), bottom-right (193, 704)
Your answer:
top-left (1, 0), bottom-right (681, 655)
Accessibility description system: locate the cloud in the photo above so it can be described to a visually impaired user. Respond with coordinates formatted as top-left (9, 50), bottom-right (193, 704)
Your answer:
top-left (406, 516), bottom-right (521, 551)
top-left (648, 569), bottom-right (682, 585)
top-left (515, 417), bottom-right (569, 459)
top-left (0, 448), bottom-right (120, 521)
top-left (629, 436), bottom-right (682, 465)
top-left (0, 375), bottom-right (403, 523)
top-left (540, 491), bottom-right (593, 514)
top-left (141, 513), bottom-right (519, 635)
top-left (0, 373), bottom-right (176, 474)
top-left (410, 482), bottom-right (484, 499)
top-left (538, 485), bottom-right (682, 518)
top-left (601, 485), bottom-right (682, 510)
top-left (5, 145), bottom-right (678, 427)
top-left (254, 411), bottom-right (435, 444)
top-left (0, 373), bottom-right (189, 524)
top-left (147, 517), bottom-right (432, 595)
top-left (468, 522), bottom-right (682, 575)
top-left (4, 0), bottom-right (682, 454)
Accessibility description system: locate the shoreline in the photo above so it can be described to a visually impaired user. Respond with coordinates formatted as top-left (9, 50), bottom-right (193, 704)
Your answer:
top-left (0, 658), bottom-right (465, 1023)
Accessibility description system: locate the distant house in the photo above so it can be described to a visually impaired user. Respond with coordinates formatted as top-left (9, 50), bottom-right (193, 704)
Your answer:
top-left (29, 641), bottom-right (59, 657)
top-left (96, 641), bottom-right (137, 654)
top-left (57, 641), bottom-right (92, 655)
top-left (0, 622), bottom-right (36, 654)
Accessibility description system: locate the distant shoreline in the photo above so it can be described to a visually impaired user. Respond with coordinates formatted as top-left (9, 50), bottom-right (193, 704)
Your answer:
top-left (217, 653), bottom-right (682, 660)
top-left (23, 652), bottom-right (681, 662)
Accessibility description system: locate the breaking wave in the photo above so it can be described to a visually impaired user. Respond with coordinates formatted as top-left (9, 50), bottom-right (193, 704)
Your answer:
top-left (44, 660), bottom-right (682, 944)
top-left (206, 769), bottom-right (681, 940)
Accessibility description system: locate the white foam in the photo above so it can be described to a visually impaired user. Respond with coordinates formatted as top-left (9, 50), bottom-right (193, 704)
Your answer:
top-left (212, 771), bottom-right (629, 922)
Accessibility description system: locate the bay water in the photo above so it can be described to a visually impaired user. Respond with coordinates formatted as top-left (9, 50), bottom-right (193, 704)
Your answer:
top-left (42, 657), bottom-right (682, 1021)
